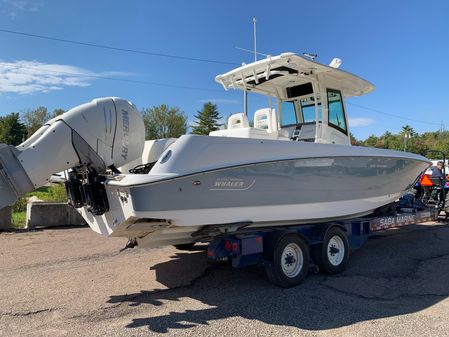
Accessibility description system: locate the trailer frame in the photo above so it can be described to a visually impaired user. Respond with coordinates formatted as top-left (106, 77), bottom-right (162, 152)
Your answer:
top-left (206, 205), bottom-right (439, 287)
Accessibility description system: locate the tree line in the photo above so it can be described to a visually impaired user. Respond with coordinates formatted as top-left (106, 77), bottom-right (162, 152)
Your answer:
top-left (0, 102), bottom-right (222, 146)
top-left (351, 125), bottom-right (449, 158)
top-left (142, 101), bottom-right (222, 139)
top-left (0, 107), bottom-right (65, 146)
top-left (1, 104), bottom-right (448, 159)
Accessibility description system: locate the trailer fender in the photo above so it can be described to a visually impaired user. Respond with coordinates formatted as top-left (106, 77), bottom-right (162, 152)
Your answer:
top-left (323, 223), bottom-right (347, 238)
top-left (309, 222), bottom-right (347, 247)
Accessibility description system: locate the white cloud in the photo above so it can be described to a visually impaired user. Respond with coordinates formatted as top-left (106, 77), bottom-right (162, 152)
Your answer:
top-left (199, 98), bottom-right (240, 104)
top-left (348, 117), bottom-right (376, 127)
top-left (0, 60), bottom-right (126, 94)
top-left (2, 0), bottom-right (42, 17)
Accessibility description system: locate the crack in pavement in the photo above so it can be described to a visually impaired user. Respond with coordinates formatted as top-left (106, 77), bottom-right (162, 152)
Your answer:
top-left (319, 280), bottom-right (448, 302)
top-left (67, 302), bottom-right (124, 320)
top-left (318, 251), bottom-right (449, 301)
top-left (0, 307), bottom-right (62, 318)
top-left (340, 248), bottom-right (449, 281)
top-left (0, 250), bottom-right (144, 274)
top-left (318, 280), bottom-right (393, 301)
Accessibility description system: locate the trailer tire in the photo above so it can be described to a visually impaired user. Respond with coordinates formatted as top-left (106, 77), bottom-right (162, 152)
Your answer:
top-left (313, 227), bottom-right (349, 274)
top-left (264, 234), bottom-right (310, 288)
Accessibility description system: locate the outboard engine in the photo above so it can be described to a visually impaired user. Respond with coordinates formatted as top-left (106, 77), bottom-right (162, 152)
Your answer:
top-left (0, 97), bottom-right (145, 212)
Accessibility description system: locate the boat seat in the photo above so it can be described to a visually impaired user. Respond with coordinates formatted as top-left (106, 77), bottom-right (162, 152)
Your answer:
top-left (254, 108), bottom-right (277, 133)
top-left (227, 113), bottom-right (250, 129)
top-left (210, 109), bottom-right (289, 141)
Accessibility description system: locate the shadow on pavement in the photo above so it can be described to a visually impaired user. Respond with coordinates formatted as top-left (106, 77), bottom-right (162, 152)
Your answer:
top-left (108, 223), bottom-right (449, 333)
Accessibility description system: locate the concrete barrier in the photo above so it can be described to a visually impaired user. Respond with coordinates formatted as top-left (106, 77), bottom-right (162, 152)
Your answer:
top-left (0, 206), bottom-right (12, 230)
top-left (26, 201), bottom-right (86, 229)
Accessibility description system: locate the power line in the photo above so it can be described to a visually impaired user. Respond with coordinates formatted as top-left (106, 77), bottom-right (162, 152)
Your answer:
top-left (4, 59), bottom-right (440, 124)
top-left (347, 102), bottom-right (441, 126)
top-left (2, 63), bottom-right (224, 92)
top-left (0, 28), bottom-right (239, 66)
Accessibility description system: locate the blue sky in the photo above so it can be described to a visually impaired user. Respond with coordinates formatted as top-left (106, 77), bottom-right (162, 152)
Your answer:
top-left (1, 0), bottom-right (448, 140)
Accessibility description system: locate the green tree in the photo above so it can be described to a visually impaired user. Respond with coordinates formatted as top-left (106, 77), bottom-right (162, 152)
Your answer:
top-left (401, 125), bottom-right (416, 137)
top-left (363, 134), bottom-right (379, 148)
top-left (191, 102), bottom-right (222, 135)
top-left (0, 113), bottom-right (27, 145)
top-left (349, 132), bottom-right (360, 146)
top-left (400, 125), bottom-right (415, 152)
top-left (380, 131), bottom-right (402, 150)
top-left (358, 127), bottom-right (449, 157)
top-left (22, 107), bottom-right (49, 137)
top-left (142, 104), bottom-right (187, 140)
top-left (52, 108), bottom-right (65, 118)
top-left (410, 138), bottom-right (428, 156)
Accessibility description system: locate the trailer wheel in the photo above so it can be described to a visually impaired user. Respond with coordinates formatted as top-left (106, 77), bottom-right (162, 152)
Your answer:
top-left (265, 234), bottom-right (310, 288)
top-left (313, 227), bottom-right (349, 274)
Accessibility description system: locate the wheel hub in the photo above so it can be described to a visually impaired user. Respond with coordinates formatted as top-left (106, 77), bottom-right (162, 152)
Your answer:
top-left (284, 253), bottom-right (296, 266)
top-left (329, 245), bottom-right (339, 256)
top-left (327, 235), bottom-right (345, 267)
top-left (280, 243), bottom-right (304, 278)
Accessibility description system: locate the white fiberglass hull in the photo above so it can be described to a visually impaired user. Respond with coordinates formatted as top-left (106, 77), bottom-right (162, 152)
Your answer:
top-left (79, 135), bottom-right (430, 247)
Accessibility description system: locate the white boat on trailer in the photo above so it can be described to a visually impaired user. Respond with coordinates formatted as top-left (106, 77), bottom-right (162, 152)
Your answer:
top-left (0, 52), bottom-right (430, 250)
top-left (77, 52), bottom-right (429, 248)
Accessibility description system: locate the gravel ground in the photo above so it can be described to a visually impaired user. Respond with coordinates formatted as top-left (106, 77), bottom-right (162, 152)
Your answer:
top-left (2, 220), bottom-right (449, 337)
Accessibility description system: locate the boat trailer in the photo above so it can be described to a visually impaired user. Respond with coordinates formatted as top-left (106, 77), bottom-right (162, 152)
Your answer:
top-left (205, 205), bottom-right (440, 287)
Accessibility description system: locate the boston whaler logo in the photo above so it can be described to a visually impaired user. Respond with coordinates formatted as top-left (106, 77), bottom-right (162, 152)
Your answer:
top-left (121, 109), bottom-right (130, 161)
top-left (210, 178), bottom-right (256, 191)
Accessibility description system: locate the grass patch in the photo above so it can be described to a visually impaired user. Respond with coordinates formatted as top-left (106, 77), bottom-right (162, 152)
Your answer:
top-left (13, 184), bottom-right (68, 213)
top-left (11, 211), bottom-right (26, 228)
top-left (29, 184), bottom-right (67, 203)
top-left (11, 183), bottom-right (68, 228)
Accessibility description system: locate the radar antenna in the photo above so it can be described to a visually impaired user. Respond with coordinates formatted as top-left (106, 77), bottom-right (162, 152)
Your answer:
top-left (303, 52), bottom-right (318, 61)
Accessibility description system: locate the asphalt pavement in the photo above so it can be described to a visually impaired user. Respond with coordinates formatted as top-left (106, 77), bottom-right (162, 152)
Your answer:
top-left (2, 220), bottom-right (449, 337)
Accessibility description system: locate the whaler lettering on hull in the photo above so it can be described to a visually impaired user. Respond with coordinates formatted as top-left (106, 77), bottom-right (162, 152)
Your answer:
top-left (210, 178), bottom-right (256, 191)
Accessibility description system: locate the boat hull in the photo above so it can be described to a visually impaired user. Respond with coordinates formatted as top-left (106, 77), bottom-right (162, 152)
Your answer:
top-left (77, 135), bottom-right (430, 247)
top-left (127, 155), bottom-right (425, 225)
top-left (80, 158), bottom-right (428, 247)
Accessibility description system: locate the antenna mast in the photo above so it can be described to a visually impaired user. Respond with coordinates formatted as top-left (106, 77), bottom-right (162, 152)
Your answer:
top-left (253, 17), bottom-right (257, 62)
top-left (243, 18), bottom-right (258, 117)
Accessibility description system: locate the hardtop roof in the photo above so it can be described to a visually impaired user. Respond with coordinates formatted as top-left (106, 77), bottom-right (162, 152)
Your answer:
top-left (215, 52), bottom-right (375, 98)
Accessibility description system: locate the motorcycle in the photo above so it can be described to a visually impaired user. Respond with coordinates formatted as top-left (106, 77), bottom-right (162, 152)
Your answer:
top-left (414, 151), bottom-right (449, 217)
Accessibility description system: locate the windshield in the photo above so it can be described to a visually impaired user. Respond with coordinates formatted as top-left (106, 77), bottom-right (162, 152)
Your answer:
top-left (300, 97), bottom-right (322, 123)
top-left (281, 101), bottom-right (297, 126)
top-left (327, 89), bottom-right (347, 133)
top-left (281, 96), bottom-right (322, 127)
